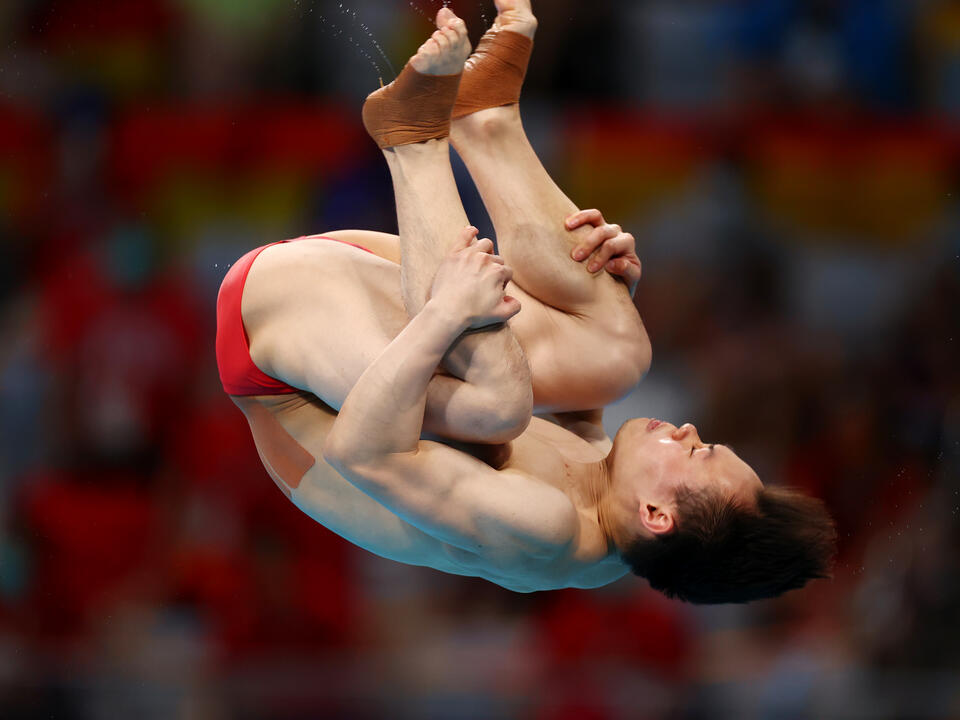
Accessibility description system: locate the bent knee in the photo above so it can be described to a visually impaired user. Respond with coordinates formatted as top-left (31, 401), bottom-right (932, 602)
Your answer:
top-left (422, 379), bottom-right (533, 444)
top-left (474, 385), bottom-right (534, 443)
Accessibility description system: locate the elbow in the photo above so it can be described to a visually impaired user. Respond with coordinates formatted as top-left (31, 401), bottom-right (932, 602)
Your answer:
top-left (322, 432), bottom-right (360, 473)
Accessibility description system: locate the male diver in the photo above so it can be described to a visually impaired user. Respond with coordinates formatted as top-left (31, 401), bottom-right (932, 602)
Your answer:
top-left (216, 1), bottom-right (835, 602)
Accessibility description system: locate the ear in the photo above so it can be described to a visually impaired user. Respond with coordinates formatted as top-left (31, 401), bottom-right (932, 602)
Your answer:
top-left (639, 503), bottom-right (675, 536)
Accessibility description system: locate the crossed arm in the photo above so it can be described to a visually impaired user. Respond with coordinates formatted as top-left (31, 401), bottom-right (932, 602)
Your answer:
top-left (322, 254), bottom-right (579, 556)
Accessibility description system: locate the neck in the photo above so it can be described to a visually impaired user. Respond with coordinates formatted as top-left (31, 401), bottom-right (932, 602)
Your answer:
top-left (567, 453), bottom-right (621, 559)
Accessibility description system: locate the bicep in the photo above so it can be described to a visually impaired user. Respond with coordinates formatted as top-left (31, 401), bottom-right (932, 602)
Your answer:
top-left (337, 441), bottom-right (576, 556)
top-left (290, 463), bottom-right (446, 566)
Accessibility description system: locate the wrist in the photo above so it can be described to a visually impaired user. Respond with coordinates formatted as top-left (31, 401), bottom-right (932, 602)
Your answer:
top-left (420, 299), bottom-right (471, 337)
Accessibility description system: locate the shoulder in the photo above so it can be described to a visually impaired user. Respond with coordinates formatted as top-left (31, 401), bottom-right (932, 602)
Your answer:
top-left (482, 469), bottom-right (581, 558)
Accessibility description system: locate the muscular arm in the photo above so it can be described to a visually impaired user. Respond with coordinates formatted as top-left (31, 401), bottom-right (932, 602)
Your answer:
top-left (246, 241), bottom-right (530, 444)
top-left (324, 295), bottom-right (575, 555)
top-left (324, 235), bottom-right (578, 560)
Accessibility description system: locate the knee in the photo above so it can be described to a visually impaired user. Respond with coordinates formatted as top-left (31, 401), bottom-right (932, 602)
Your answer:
top-left (603, 334), bottom-right (653, 402)
top-left (477, 384), bottom-right (534, 443)
top-left (422, 378), bottom-right (533, 444)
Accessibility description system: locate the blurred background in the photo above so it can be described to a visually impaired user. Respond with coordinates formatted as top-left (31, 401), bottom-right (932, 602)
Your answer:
top-left (0, 0), bottom-right (958, 717)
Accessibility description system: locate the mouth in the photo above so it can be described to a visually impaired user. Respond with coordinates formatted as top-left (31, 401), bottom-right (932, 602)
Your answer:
top-left (646, 419), bottom-right (662, 431)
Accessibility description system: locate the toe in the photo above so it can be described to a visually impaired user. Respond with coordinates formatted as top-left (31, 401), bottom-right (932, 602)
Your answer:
top-left (436, 8), bottom-right (456, 28)
top-left (432, 30), bottom-right (450, 50)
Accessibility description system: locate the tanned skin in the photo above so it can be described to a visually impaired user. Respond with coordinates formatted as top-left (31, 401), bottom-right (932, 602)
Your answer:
top-left (231, 2), bottom-right (697, 592)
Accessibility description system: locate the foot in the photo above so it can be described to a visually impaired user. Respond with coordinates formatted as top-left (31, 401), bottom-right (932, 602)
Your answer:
top-left (449, 0), bottom-right (537, 124)
top-left (361, 10), bottom-right (471, 149)
top-left (411, 9), bottom-right (472, 76)
top-left (485, 0), bottom-right (538, 40)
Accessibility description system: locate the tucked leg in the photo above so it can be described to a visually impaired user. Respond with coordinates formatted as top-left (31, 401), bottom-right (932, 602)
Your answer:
top-left (448, 0), bottom-right (651, 409)
top-left (363, 9), bottom-right (533, 439)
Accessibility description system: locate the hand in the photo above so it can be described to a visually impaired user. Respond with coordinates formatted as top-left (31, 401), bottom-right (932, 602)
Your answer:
top-left (429, 226), bottom-right (522, 331)
top-left (566, 209), bottom-right (643, 297)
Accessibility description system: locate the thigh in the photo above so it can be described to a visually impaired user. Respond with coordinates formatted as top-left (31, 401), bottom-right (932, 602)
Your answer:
top-left (507, 280), bottom-right (652, 413)
top-left (321, 230), bottom-right (402, 265)
top-left (244, 240), bottom-right (409, 410)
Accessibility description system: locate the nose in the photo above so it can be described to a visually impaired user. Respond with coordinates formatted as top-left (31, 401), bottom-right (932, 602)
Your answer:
top-left (673, 423), bottom-right (701, 442)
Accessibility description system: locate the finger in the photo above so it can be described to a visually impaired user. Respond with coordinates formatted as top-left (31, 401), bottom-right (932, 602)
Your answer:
top-left (587, 233), bottom-right (631, 273)
top-left (606, 257), bottom-right (643, 286)
top-left (573, 224), bottom-right (617, 262)
top-left (474, 237), bottom-right (495, 254)
top-left (495, 264), bottom-right (514, 287)
top-left (432, 30), bottom-right (451, 51)
top-left (457, 226), bottom-right (479, 248)
top-left (495, 296), bottom-right (522, 322)
top-left (565, 208), bottom-right (604, 231)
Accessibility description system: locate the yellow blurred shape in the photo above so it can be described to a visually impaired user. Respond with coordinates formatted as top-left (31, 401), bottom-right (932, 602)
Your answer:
top-left (149, 171), bottom-right (311, 250)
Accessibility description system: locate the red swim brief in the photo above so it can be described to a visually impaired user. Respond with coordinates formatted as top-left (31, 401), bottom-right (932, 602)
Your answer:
top-left (216, 235), bottom-right (374, 396)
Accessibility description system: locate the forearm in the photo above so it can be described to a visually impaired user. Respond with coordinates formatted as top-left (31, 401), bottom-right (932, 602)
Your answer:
top-left (325, 302), bottom-right (466, 463)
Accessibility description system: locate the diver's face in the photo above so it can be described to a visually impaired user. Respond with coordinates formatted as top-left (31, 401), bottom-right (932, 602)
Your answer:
top-left (613, 418), bottom-right (763, 517)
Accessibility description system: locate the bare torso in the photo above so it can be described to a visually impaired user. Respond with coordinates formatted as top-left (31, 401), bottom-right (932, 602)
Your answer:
top-left (250, 392), bottom-right (628, 592)
top-left (232, 234), bottom-right (644, 591)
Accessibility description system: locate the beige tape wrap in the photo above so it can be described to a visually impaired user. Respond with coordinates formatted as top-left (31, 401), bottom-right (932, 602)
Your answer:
top-left (362, 63), bottom-right (463, 149)
top-left (452, 30), bottom-right (533, 120)
top-left (233, 396), bottom-right (316, 500)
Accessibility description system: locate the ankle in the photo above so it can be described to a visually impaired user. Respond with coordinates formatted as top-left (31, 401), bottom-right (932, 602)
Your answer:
top-left (451, 105), bottom-right (522, 142)
top-left (384, 137), bottom-right (451, 158)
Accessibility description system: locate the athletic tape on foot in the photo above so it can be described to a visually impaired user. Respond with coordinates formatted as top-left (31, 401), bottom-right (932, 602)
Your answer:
top-left (452, 30), bottom-right (533, 120)
top-left (233, 396), bottom-right (315, 500)
top-left (363, 63), bottom-right (462, 149)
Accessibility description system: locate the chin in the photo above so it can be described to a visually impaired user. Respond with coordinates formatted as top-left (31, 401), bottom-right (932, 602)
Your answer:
top-left (619, 417), bottom-right (649, 438)
top-left (609, 418), bottom-right (646, 457)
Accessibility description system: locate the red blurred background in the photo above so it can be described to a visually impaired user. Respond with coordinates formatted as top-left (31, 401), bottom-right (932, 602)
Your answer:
top-left (0, 1), bottom-right (958, 718)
